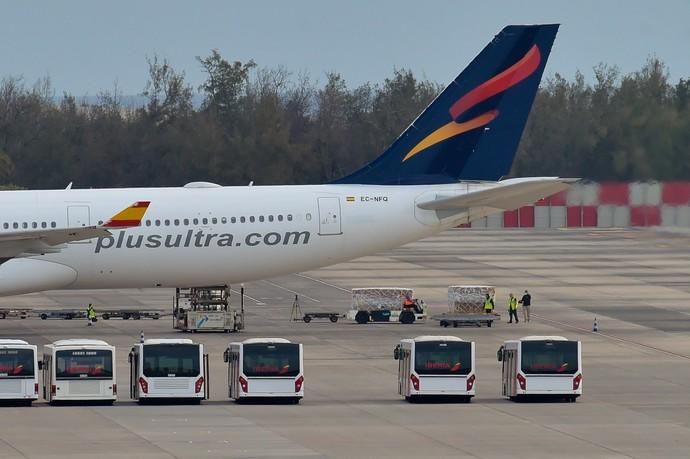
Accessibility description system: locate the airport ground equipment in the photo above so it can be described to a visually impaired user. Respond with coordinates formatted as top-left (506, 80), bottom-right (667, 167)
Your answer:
top-left (129, 338), bottom-right (208, 403)
top-left (37, 309), bottom-right (85, 320)
top-left (224, 338), bottom-right (304, 403)
top-left (432, 285), bottom-right (500, 327)
top-left (100, 309), bottom-right (161, 320)
top-left (173, 286), bottom-right (244, 332)
top-left (0, 308), bottom-right (30, 319)
top-left (432, 313), bottom-right (498, 328)
top-left (497, 336), bottom-right (582, 402)
top-left (42, 339), bottom-right (116, 404)
top-left (0, 339), bottom-right (39, 405)
top-left (345, 287), bottom-right (427, 324)
top-left (302, 312), bottom-right (339, 323)
top-left (394, 336), bottom-right (475, 402)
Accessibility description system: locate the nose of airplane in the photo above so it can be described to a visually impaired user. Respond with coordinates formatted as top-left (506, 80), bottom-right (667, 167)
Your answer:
top-left (0, 258), bottom-right (77, 296)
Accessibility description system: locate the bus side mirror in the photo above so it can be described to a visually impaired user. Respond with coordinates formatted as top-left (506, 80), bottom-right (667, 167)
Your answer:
top-left (393, 345), bottom-right (400, 360)
top-left (223, 349), bottom-right (229, 363)
top-left (497, 346), bottom-right (504, 362)
top-left (38, 361), bottom-right (43, 370)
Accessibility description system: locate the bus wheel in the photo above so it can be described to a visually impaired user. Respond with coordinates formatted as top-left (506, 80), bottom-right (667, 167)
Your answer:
top-left (291, 397), bottom-right (301, 404)
top-left (355, 311), bottom-right (370, 324)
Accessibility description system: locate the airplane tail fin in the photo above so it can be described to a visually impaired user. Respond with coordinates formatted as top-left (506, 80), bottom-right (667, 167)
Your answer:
top-left (334, 24), bottom-right (559, 185)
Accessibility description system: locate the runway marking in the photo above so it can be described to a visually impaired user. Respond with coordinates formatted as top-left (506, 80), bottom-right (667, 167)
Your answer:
top-left (229, 288), bottom-right (264, 305)
top-left (261, 280), bottom-right (321, 303)
top-left (295, 274), bottom-right (351, 293)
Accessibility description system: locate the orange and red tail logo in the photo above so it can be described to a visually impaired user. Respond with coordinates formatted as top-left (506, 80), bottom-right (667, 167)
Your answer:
top-left (103, 201), bottom-right (151, 228)
top-left (402, 45), bottom-right (541, 162)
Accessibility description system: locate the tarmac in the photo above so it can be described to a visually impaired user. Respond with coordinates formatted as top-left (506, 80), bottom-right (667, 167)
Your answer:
top-left (2, 228), bottom-right (690, 458)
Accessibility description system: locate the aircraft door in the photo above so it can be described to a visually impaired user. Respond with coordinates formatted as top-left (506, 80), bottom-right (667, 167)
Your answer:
top-left (67, 205), bottom-right (91, 244)
top-left (317, 197), bottom-right (342, 236)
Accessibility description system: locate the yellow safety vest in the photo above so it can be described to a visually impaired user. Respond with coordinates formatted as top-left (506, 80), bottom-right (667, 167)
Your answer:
top-left (508, 297), bottom-right (518, 311)
top-left (483, 299), bottom-right (493, 310)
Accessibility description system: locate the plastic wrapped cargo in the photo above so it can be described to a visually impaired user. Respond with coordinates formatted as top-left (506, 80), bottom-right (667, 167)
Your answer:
top-left (351, 287), bottom-right (413, 311)
top-left (447, 286), bottom-right (496, 314)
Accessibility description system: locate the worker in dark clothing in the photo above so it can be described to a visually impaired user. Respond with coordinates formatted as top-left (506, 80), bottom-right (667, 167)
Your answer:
top-left (519, 290), bottom-right (532, 322)
top-left (483, 293), bottom-right (494, 314)
top-left (508, 293), bottom-right (519, 324)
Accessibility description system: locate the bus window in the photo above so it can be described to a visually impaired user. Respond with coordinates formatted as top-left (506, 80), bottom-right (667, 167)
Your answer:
top-left (0, 349), bottom-right (34, 377)
top-left (56, 350), bottom-right (113, 379)
top-left (414, 341), bottom-right (472, 375)
top-left (243, 343), bottom-right (300, 377)
top-left (143, 344), bottom-right (200, 377)
top-left (521, 341), bottom-right (578, 374)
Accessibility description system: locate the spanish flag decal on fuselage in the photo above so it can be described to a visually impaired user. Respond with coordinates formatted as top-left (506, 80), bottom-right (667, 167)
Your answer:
top-left (346, 196), bottom-right (355, 202)
top-left (103, 201), bottom-right (151, 228)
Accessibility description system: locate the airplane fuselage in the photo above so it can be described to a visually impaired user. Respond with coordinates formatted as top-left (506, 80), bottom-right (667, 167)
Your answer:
top-left (0, 183), bottom-right (476, 295)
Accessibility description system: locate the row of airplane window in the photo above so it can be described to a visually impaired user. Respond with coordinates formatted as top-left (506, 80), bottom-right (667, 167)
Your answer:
top-left (3, 221), bottom-right (57, 230)
top-left (2, 214), bottom-right (295, 231)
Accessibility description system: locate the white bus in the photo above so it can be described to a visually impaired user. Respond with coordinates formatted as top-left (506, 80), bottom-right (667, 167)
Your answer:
top-left (42, 339), bottom-right (116, 404)
top-left (224, 338), bottom-right (304, 403)
top-left (394, 336), bottom-right (476, 402)
top-left (129, 339), bottom-right (208, 403)
top-left (0, 339), bottom-right (39, 405)
top-left (497, 336), bottom-right (582, 402)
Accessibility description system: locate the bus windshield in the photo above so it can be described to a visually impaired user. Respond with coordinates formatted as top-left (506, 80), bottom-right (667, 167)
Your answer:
top-left (56, 349), bottom-right (113, 379)
top-left (414, 341), bottom-right (472, 376)
top-left (0, 348), bottom-right (35, 378)
top-left (521, 341), bottom-right (579, 375)
top-left (143, 344), bottom-right (200, 378)
top-left (243, 343), bottom-right (300, 377)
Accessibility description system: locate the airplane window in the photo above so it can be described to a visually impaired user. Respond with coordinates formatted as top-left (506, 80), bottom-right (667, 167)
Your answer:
top-left (155, 219), bottom-right (161, 226)
top-left (212, 217), bottom-right (218, 224)
top-left (13, 222), bottom-right (18, 229)
top-left (306, 213), bottom-right (312, 221)
top-left (184, 218), bottom-right (189, 225)
top-left (259, 216), bottom-right (264, 222)
top-left (278, 215), bottom-right (283, 222)
top-left (164, 219), bottom-right (170, 226)
top-left (193, 218), bottom-right (199, 225)
top-left (231, 217), bottom-right (236, 224)
top-left (287, 214), bottom-right (293, 221)
top-left (249, 216), bottom-right (255, 223)
top-left (51, 222), bottom-right (56, 228)
top-left (41, 222), bottom-right (47, 228)
top-left (32, 222), bottom-right (37, 228)
top-left (3, 223), bottom-right (8, 229)
top-left (221, 217), bottom-right (227, 224)
top-left (268, 215), bottom-right (274, 222)
top-left (22, 222), bottom-right (28, 229)
top-left (174, 219), bottom-right (180, 226)
top-left (240, 217), bottom-right (246, 223)
top-left (98, 220), bottom-right (104, 225)
top-left (145, 220), bottom-right (151, 227)
top-left (202, 218), bottom-right (208, 225)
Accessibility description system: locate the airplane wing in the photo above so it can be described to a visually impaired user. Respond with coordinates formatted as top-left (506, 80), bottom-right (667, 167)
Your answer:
top-left (0, 201), bottom-right (150, 262)
top-left (417, 178), bottom-right (578, 211)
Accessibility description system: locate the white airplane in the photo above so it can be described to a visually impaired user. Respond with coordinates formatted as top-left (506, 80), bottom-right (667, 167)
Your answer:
top-left (0, 24), bottom-right (571, 297)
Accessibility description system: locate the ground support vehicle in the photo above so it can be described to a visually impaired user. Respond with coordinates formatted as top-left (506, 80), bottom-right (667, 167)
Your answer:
top-left (173, 286), bottom-right (244, 332)
top-left (129, 338), bottom-right (208, 403)
top-left (432, 313), bottom-right (499, 328)
top-left (224, 338), bottom-right (304, 403)
top-left (497, 335), bottom-right (582, 402)
top-left (0, 339), bottom-right (39, 405)
top-left (42, 339), bottom-right (116, 404)
top-left (394, 336), bottom-right (475, 403)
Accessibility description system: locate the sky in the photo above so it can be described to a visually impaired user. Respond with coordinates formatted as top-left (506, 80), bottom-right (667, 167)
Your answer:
top-left (2, 0), bottom-right (690, 96)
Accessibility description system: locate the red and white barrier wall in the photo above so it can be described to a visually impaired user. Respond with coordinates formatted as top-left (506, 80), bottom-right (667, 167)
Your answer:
top-left (470, 182), bottom-right (690, 228)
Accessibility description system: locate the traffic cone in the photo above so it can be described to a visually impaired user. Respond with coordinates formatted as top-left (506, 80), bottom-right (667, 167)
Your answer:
top-left (139, 330), bottom-right (145, 343)
top-left (593, 317), bottom-right (598, 332)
